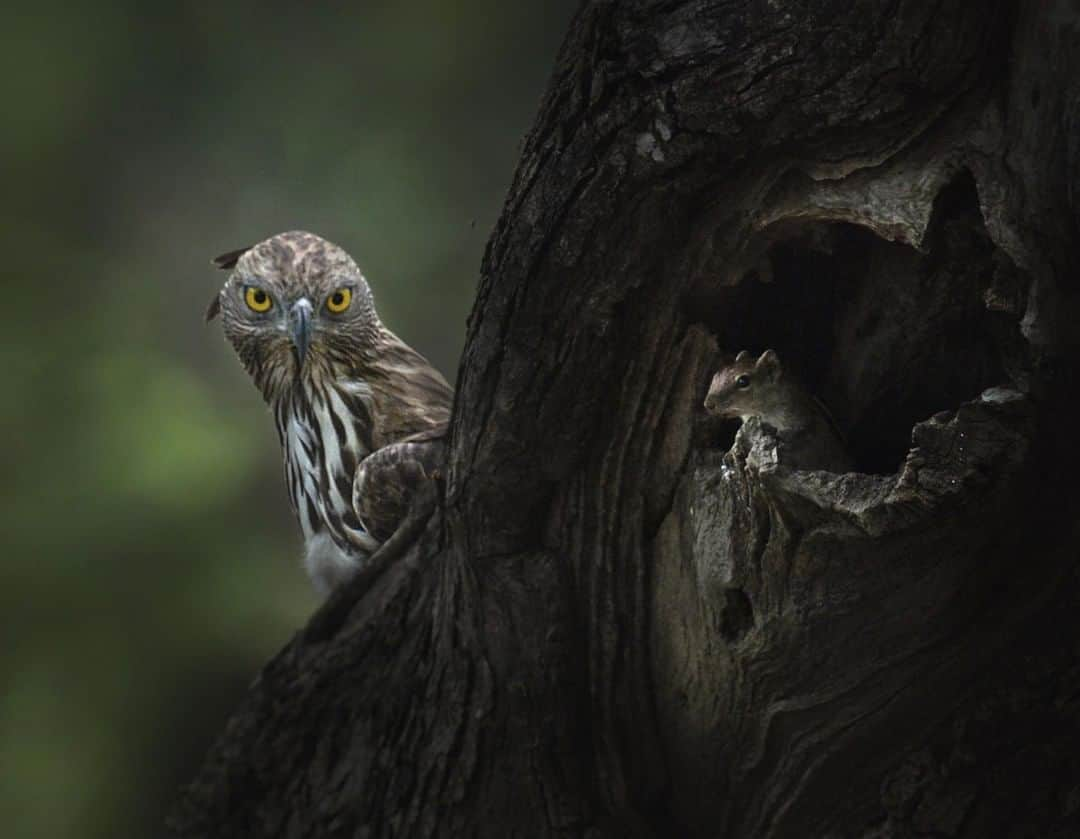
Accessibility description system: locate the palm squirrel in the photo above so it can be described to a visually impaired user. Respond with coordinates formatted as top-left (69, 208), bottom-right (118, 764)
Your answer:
top-left (704, 349), bottom-right (853, 472)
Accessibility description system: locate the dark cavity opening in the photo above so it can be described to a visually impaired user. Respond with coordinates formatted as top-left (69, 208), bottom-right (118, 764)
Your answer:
top-left (720, 588), bottom-right (754, 643)
top-left (692, 173), bottom-right (1029, 474)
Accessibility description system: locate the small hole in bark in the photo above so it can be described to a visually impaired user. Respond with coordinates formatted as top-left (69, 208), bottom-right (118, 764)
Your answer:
top-left (691, 172), bottom-right (1028, 474)
top-left (720, 588), bottom-right (754, 642)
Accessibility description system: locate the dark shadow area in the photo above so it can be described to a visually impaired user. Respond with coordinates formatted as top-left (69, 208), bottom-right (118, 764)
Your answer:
top-left (691, 173), bottom-right (1029, 473)
top-left (720, 588), bottom-right (754, 643)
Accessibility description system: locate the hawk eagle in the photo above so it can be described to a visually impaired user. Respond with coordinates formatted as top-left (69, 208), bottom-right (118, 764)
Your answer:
top-left (207, 231), bottom-right (452, 595)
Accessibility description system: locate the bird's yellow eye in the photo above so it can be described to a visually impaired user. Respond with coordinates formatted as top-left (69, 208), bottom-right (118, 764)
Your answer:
top-left (245, 286), bottom-right (272, 313)
top-left (326, 287), bottom-right (352, 313)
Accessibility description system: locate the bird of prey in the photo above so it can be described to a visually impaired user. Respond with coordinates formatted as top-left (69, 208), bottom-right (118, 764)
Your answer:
top-left (206, 231), bottom-right (453, 596)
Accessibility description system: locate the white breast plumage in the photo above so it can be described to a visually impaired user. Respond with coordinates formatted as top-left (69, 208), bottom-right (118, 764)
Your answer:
top-left (276, 381), bottom-right (379, 595)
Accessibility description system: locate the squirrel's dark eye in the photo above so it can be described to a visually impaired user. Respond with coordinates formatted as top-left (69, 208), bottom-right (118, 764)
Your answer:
top-left (735, 374), bottom-right (751, 389)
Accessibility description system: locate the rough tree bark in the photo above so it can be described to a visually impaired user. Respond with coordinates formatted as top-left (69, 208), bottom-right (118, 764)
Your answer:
top-left (173, 1), bottom-right (1080, 836)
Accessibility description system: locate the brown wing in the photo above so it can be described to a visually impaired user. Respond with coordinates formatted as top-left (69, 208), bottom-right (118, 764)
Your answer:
top-left (353, 438), bottom-right (445, 543)
top-left (364, 329), bottom-right (453, 448)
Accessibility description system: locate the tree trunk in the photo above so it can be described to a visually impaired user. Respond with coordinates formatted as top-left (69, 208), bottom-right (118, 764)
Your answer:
top-left (172, 1), bottom-right (1080, 836)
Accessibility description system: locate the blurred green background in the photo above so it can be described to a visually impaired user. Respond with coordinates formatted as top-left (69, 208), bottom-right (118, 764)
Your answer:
top-left (0, 2), bottom-right (577, 836)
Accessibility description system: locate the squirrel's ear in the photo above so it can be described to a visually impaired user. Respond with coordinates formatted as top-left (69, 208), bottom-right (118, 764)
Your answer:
top-left (734, 350), bottom-right (751, 363)
top-left (756, 349), bottom-right (782, 379)
top-left (205, 292), bottom-right (222, 323)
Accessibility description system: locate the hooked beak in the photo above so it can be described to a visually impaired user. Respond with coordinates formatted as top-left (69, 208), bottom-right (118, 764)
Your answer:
top-left (288, 298), bottom-right (313, 366)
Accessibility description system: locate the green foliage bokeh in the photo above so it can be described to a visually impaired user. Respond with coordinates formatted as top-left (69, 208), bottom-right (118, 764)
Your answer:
top-left (0, 2), bottom-right (577, 836)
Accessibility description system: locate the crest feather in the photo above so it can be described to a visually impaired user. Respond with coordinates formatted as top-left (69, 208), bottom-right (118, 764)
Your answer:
top-left (205, 245), bottom-right (251, 322)
top-left (204, 293), bottom-right (222, 323)
top-left (211, 246), bottom-right (251, 270)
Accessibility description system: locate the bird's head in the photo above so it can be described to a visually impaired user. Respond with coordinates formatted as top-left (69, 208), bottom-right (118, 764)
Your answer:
top-left (207, 231), bottom-right (380, 401)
